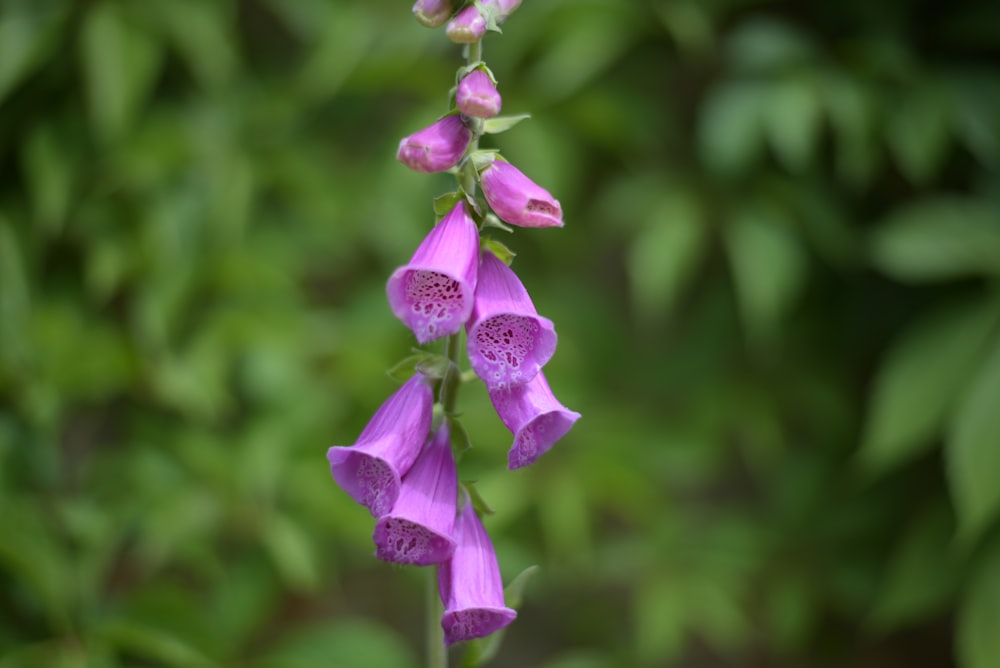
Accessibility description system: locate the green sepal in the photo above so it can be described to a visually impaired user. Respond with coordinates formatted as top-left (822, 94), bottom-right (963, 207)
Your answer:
top-left (456, 61), bottom-right (497, 85)
top-left (482, 114), bottom-right (531, 135)
top-left (461, 480), bottom-right (495, 516)
top-left (474, 0), bottom-right (504, 34)
top-left (448, 416), bottom-right (472, 459)
top-left (468, 149), bottom-right (499, 173)
top-left (387, 351), bottom-right (450, 382)
top-left (433, 191), bottom-right (462, 216)
top-left (483, 238), bottom-right (516, 264)
top-left (459, 566), bottom-right (539, 667)
top-left (481, 214), bottom-right (514, 234)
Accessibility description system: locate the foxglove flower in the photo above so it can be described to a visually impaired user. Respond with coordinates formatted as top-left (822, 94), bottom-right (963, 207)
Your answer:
top-left (397, 115), bottom-right (471, 173)
top-left (456, 69), bottom-right (502, 119)
top-left (373, 423), bottom-right (458, 565)
top-left (490, 371), bottom-right (580, 469)
top-left (439, 491), bottom-right (517, 646)
top-left (387, 202), bottom-right (479, 344)
top-left (446, 0), bottom-right (523, 42)
top-left (413, 0), bottom-right (456, 27)
top-left (327, 374), bottom-right (433, 517)
top-left (466, 250), bottom-right (556, 390)
top-left (480, 160), bottom-right (563, 228)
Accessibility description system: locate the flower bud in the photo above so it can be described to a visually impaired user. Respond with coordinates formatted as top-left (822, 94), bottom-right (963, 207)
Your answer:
top-left (446, 4), bottom-right (487, 43)
top-left (412, 0), bottom-right (456, 27)
top-left (480, 160), bottom-right (563, 228)
top-left (397, 115), bottom-right (472, 173)
top-left (456, 69), bottom-right (502, 119)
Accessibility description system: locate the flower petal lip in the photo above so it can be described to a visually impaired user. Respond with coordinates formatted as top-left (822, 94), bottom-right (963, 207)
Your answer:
top-left (480, 160), bottom-right (563, 228)
top-left (489, 371), bottom-right (581, 469)
top-left (326, 374), bottom-right (434, 517)
top-left (456, 69), bottom-right (502, 119)
top-left (396, 115), bottom-right (472, 173)
top-left (372, 424), bottom-right (458, 566)
top-left (466, 250), bottom-right (557, 391)
top-left (438, 491), bottom-right (517, 646)
top-left (387, 202), bottom-right (480, 344)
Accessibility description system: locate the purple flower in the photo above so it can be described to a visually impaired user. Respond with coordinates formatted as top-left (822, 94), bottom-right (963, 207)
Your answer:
top-left (480, 160), bottom-right (563, 228)
top-left (445, 5), bottom-right (487, 43)
top-left (387, 202), bottom-right (479, 344)
top-left (412, 0), bottom-right (455, 27)
top-left (327, 375), bottom-right (434, 517)
top-left (466, 250), bottom-right (557, 391)
top-left (372, 423), bottom-right (458, 566)
top-left (456, 69), bottom-right (502, 119)
top-left (489, 371), bottom-right (581, 469)
top-left (397, 115), bottom-right (471, 173)
top-left (439, 491), bottom-right (517, 646)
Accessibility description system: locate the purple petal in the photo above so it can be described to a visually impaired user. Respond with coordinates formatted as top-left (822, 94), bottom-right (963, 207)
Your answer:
top-left (466, 251), bottom-right (556, 390)
top-left (446, 5), bottom-right (487, 43)
top-left (412, 0), bottom-right (455, 27)
top-left (326, 375), bottom-right (434, 516)
top-left (397, 115), bottom-right (472, 173)
top-left (489, 371), bottom-right (580, 469)
top-left (439, 493), bottom-right (516, 646)
top-left (387, 202), bottom-right (480, 344)
top-left (373, 425), bottom-right (458, 566)
top-left (480, 160), bottom-right (563, 228)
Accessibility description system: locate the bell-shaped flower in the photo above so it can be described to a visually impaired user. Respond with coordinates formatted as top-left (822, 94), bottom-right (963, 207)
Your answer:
top-left (397, 114), bottom-right (471, 173)
top-left (439, 491), bottom-right (517, 646)
top-left (326, 375), bottom-right (434, 517)
top-left (456, 69), bottom-right (502, 119)
top-left (489, 371), bottom-right (580, 469)
top-left (445, 4), bottom-right (488, 43)
top-left (413, 0), bottom-right (456, 27)
top-left (466, 250), bottom-right (556, 391)
top-left (387, 202), bottom-right (479, 344)
top-left (372, 423), bottom-right (458, 566)
top-left (480, 159), bottom-right (563, 228)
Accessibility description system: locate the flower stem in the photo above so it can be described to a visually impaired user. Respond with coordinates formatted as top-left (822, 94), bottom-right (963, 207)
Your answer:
top-left (427, 566), bottom-right (447, 668)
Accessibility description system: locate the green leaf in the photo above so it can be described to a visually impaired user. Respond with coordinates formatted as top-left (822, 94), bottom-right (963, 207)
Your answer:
top-left (868, 502), bottom-right (961, 630)
top-left (96, 619), bottom-right (216, 668)
top-left (448, 416), bottom-right (472, 458)
top-left (956, 535), bottom-right (1000, 668)
top-left (886, 82), bottom-right (952, 185)
top-left (80, 2), bottom-right (163, 141)
top-left (698, 80), bottom-right (767, 176)
top-left (723, 205), bottom-right (807, 344)
top-left (433, 191), bottom-right (461, 217)
top-left (627, 188), bottom-right (707, 319)
top-left (21, 122), bottom-right (75, 234)
top-left (871, 198), bottom-right (1000, 282)
top-left (947, 335), bottom-right (1000, 542)
top-left (765, 76), bottom-right (822, 172)
top-left (462, 481), bottom-right (495, 516)
top-left (481, 114), bottom-right (531, 135)
top-left (261, 513), bottom-right (319, 592)
top-left (387, 352), bottom-right (447, 382)
top-left (859, 297), bottom-right (1000, 476)
top-left (0, 0), bottom-right (68, 104)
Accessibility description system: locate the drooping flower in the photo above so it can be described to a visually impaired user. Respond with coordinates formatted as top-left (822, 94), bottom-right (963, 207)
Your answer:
top-left (412, 0), bottom-right (456, 27)
top-left (387, 202), bottom-right (480, 344)
top-left (480, 159), bottom-right (563, 228)
top-left (466, 250), bottom-right (556, 390)
top-left (446, 0), bottom-right (523, 42)
top-left (489, 371), bottom-right (580, 469)
top-left (327, 374), bottom-right (434, 517)
top-left (372, 423), bottom-right (458, 566)
top-left (397, 115), bottom-right (472, 173)
top-left (439, 490), bottom-right (517, 646)
top-left (456, 69), bottom-right (502, 119)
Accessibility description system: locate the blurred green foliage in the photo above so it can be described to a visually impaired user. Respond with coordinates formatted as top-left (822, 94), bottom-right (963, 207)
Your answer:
top-left (2, 0), bottom-right (1000, 666)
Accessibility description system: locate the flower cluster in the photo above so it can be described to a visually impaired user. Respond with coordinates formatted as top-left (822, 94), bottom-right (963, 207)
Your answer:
top-left (328, 0), bottom-right (579, 651)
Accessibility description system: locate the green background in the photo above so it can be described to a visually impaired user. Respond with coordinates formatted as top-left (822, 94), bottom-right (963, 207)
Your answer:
top-left (2, 0), bottom-right (1000, 666)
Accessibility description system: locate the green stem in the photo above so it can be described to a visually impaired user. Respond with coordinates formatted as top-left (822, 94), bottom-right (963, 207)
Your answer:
top-left (427, 566), bottom-right (446, 668)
